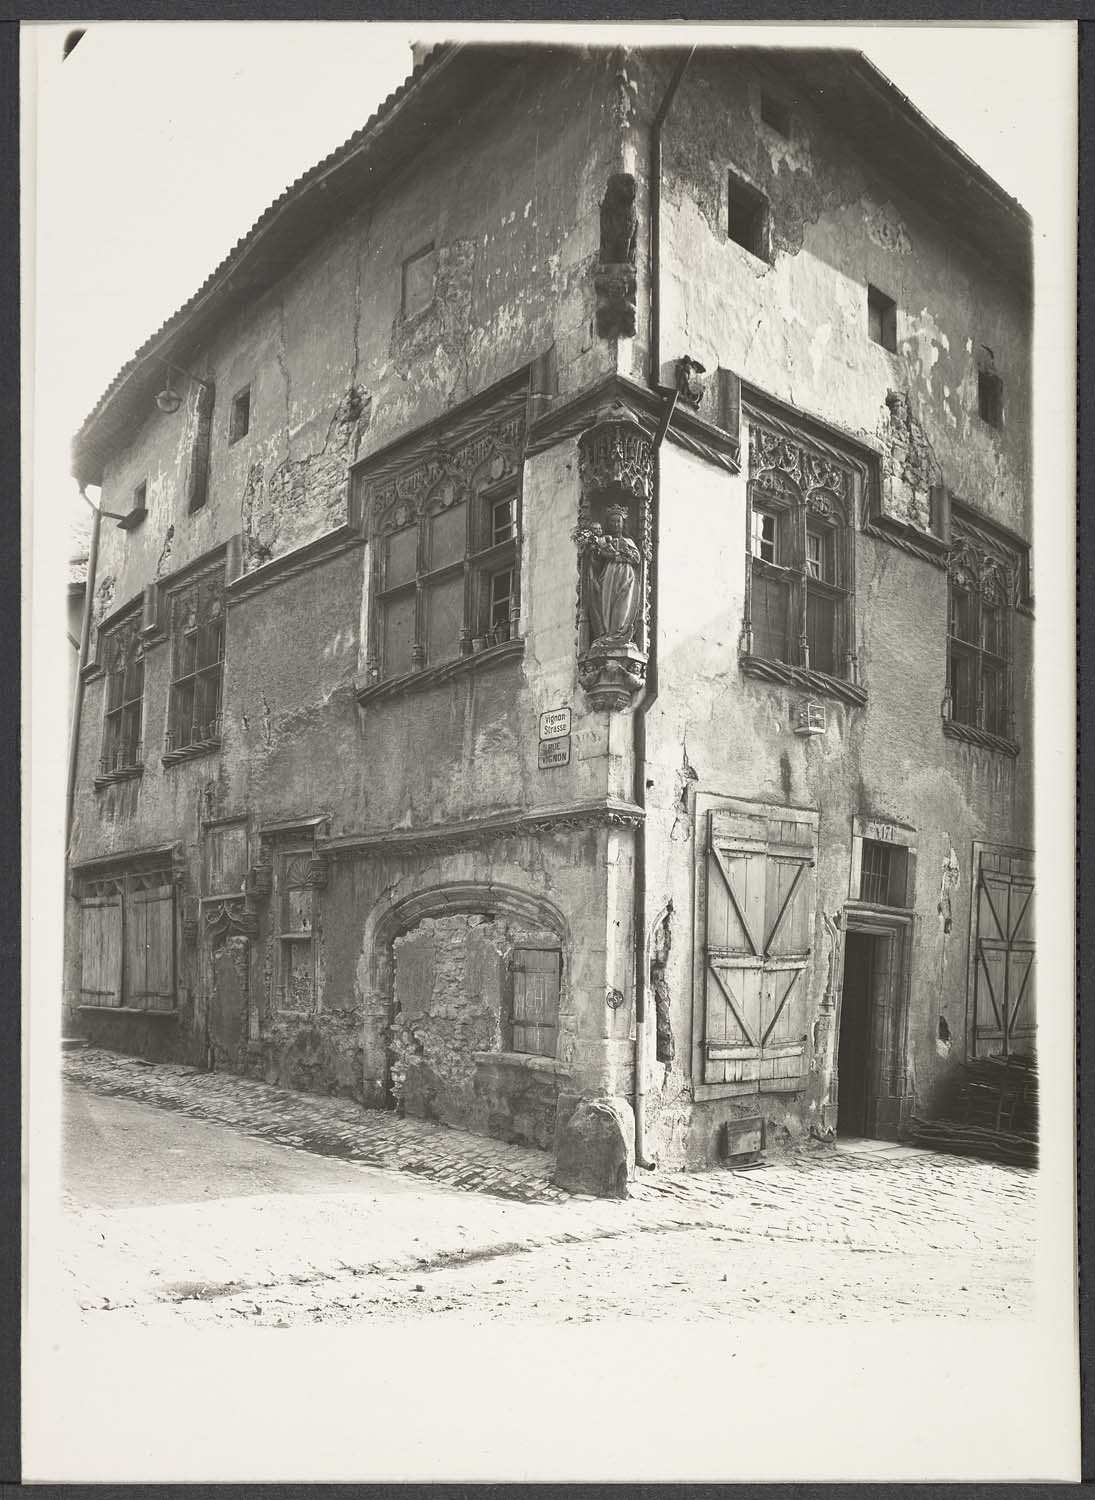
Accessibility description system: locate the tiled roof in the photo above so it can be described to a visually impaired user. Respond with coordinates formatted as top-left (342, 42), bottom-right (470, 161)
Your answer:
top-left (72, 42), bottom-right (1031, 485)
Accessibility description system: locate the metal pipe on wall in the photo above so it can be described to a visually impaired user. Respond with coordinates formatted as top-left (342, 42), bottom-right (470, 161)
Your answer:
top-left (65, 489), bottom-right (102, 860)
top-left (633, 48), bottom-right (694, 1171)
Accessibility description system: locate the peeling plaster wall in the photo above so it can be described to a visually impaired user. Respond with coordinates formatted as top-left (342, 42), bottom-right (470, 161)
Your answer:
top-left (639, 432), bottom-right (1032, 1169)
top-left (637, 51), bottom-right (1030, 538)
top-left (68, 50), bottom-right (628, 1091)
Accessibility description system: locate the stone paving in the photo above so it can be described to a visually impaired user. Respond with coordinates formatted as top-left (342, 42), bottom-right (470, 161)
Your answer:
top-left (62, 1046), bottom-right (568, 1201)
top-left (62, 1047), bottom-right (1036, 1263)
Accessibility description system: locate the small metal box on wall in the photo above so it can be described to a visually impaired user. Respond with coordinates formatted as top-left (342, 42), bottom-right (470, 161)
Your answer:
top-left (719, 1115), bottom-right (766, 1167)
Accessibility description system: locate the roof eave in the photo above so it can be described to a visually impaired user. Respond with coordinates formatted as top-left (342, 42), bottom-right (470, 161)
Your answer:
top-left (71, 41), bottom-right (471, 487)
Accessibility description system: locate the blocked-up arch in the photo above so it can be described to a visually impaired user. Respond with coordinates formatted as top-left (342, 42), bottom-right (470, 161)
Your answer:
top-left (358, 880), bottom-right (569, 1112)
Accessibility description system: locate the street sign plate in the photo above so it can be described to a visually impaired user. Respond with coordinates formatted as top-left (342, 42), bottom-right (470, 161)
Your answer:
top-left (538, 736), bottom-right (571, 769)
top-left (539, 707), bottom-right (571, 741)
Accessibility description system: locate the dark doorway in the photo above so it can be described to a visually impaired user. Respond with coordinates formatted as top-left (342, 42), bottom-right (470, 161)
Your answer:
top-left (837, 931), bottom-right (877, 1137)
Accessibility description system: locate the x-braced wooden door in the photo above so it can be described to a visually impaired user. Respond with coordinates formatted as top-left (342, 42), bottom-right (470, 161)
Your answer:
top-left (971, 847), bottom-right (1035, 1057)
top-left (703, 804), bottom-right (818, 1093)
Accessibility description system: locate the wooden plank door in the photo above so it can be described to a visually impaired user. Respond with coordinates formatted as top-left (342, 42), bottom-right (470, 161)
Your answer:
top-left (510, 947), bottom-right (561, 1058)
top-left (79, 895), bottom-right (123, 1007)
top-left (973, 851), bottom-right (1035, 1058)
top-left (703, 807), bottom-right (816, 1092)
top-left (128, 885), bottom-right (176, 1011)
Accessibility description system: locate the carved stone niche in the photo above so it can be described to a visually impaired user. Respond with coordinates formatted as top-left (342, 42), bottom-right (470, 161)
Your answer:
top-left (594, 175), bottom-right (638, 339)
top-left (574, 410), bottom-right (654, 712)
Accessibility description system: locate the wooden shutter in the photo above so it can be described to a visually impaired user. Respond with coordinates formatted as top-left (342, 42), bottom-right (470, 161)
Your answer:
top-left (973, 851), bottom-right (1035, 1057)
top-left (511, 948), bottom-right (560, 1058)
top-left (79, 896), bottom-right (123, 1007)
top-left (127, 883), bottom-right (176, 1011)
top-left (703, 806), bottom-right (817, 1091)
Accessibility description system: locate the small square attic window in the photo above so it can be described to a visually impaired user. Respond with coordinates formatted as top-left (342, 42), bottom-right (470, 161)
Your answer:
top-left (978, 369), bottom-right (1003, 428)
top-left (867, 285), bottom-right (897, 352)
top-left (229, 386), bottom-right (251, 445)
top-left (401, 243), bottom-right (437, 319)
top-left (760, 91), bottom-right (792, 137)
top-left (727, 172), bottom-right (770, 261)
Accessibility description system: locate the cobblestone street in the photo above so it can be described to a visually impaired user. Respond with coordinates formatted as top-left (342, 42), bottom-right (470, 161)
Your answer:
top-left (60, 1047), bottom-right (1037, 1328)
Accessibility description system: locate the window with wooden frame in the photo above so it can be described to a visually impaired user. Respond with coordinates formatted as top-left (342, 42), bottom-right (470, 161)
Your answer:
top-left (743, 419), bottom-right (857, 684)
top-left (100, 616), bottom-right (144, 777)
top-left (945, 507), bottom-right (1024, 746)
top-left (859, 839), bottom-right (909, 907)
top-left (77, 867), bottom-right (176, 1012)
top-left (507, 946), bottom-right (560, 1058)
top-left (362, 403), bottom-right (526, 685)
top-left (699, 802), bottom-right (818, 1094)
top-left (276, 851), bottom-right (316, 1012)
top-left (165, 572), bottom-right (225, 758)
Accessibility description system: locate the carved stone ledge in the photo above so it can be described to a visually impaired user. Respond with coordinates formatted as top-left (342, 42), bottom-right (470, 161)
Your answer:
top-left (356, 638), bottom-right (524, 706)
top-left (578, 643), bottom-right (648, 712)
top-left (739, 654), bottom-right (868, 708)
top-left (93, 763), bottom-right (144, 791)
top-left (942, 719), bottom-right (1020, 758)
top-left (162, 737), bottom-right (221, 768)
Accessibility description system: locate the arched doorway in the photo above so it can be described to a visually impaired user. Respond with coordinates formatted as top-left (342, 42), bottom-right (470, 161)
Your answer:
top-left (362, 882), bottom-right (569, 1148)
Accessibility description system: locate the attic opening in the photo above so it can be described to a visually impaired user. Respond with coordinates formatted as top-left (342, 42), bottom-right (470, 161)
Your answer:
top-left (760, 90), bottom-right (792, 138)
top-left (867, 285), bottom-right (897, 352)
top-left (727, 171), bottom-right (770, 262)
top-left (978, 369), bottom-right (1003, 428)
top-left (229, 386), bottom-right (251, 445)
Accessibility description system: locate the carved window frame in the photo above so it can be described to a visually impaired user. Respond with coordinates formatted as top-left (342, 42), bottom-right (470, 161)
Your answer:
top-left (98, 612), bottom-right (145, 783)
top-left (163, 568), bottom-right (226, 763)
top-left (742, 417), bottom-right (861, 693)
top-left (944, 504), bottom-right (1026, 753)
top-left (359, 401), bottom-right (527, 687)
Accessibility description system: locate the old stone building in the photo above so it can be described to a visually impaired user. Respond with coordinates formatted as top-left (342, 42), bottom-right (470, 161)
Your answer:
top-left (66, 43), bottom-right (1033, 1176)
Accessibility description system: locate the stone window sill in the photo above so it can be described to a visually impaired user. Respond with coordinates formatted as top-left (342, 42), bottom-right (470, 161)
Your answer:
top-left (162, 737), bottom-right (222, 768)
top-left (94, 763), bottom-right (144, 790)
top-left (740, 654), bottom-right (867, 707)
top-left (473, 1050), bottom-right (569, 1077)
top-left (77, 1005), bottom-right (178, 1019)
top-left (356, 638), bottom-right (524, 706)
top-left (942, 719), bottom-right (1020, 758)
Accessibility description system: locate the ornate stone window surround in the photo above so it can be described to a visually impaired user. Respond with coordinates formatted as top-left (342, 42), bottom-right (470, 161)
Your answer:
top-left (740, 410), bottom-right (866, 706)
top-left (355, 387), bottom-right (527, 699)
top-left (942, 502), bottom-right (1027, 757)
